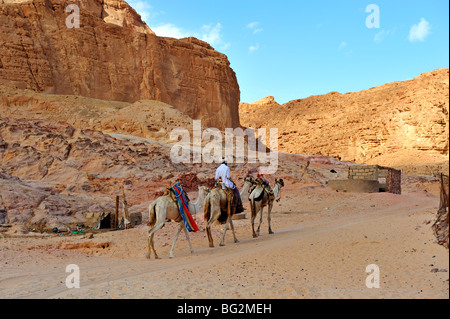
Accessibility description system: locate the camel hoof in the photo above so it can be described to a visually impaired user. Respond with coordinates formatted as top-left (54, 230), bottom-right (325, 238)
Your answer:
top-left (145, 253), bottom-right (151, 259)
top-left (234, 240), bottom-right (240, 243)
top-left (191, 250), bottom-right (196, 254)
top-left (219, 242), bottom-right (225, 247)
top-left (269, 231), bottom-right (274, 235)
top-left (253, 234), bottom-right (257, 238)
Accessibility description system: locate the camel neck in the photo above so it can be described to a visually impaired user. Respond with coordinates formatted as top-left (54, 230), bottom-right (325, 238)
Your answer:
top-left (273, 184), bottom-right (281, 197)
top-left (241, 182), bottom-right (251, 195)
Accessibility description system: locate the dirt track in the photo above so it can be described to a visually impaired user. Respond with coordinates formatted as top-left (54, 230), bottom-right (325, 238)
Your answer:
top-left (1, 186), bottom-right (448, 299)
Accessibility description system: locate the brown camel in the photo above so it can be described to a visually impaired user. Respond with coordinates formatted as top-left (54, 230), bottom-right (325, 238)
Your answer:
top-left (203, 177), bottom-right (254, 247)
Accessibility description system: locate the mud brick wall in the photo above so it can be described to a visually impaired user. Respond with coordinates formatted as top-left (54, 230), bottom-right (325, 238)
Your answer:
top-left (348, 165), bottom-right (402, 194)
top-left (386, 168), bottom-right (401, 195)
top-left (348, 166), bottom-right (379, 180)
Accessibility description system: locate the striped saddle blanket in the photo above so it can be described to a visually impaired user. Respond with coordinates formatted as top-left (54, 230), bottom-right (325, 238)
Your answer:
top-left (171, 183), bottom-right (199, 232)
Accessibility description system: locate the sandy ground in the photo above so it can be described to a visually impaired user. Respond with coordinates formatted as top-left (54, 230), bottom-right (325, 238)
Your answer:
top-left (0, 181), bottom-right (448, 299)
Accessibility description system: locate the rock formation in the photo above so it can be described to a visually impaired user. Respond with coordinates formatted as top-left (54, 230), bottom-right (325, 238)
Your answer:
top-left (0, 0), bottom-right (240, 129)
top-left (0, 117), bottom-right (193, 227)
top-left (0, 85), bottom-right (200, 143)
top-left (240, 69), bottom-right (449, 171)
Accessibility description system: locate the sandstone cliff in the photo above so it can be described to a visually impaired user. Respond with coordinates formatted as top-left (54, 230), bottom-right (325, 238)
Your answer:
top-left (240, 69), bottom-right (449, 171)
top-left (0, 85), bottom-right (200, 143)
top-left (0, 0), bottom-right (240, 129)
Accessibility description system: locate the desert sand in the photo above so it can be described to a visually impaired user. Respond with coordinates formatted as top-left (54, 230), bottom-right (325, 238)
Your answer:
top-left (1, 169), bottom-right (448, 299)
top-left (0, 0), bottom-right (448, 302)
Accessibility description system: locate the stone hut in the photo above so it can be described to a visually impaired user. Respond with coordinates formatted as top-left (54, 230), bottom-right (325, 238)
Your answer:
top-left (348, 165), bottom-right (401, 194)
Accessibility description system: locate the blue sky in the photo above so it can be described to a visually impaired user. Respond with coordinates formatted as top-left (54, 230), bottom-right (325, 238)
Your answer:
top-left (128, 0), bottom-right (449, 104)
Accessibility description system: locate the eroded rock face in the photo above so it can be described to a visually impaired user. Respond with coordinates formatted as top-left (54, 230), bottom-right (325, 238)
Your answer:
top-left (0, 117), bottom-right (295, 228)
top-left (0, 117), bottom-right (190, 227)
top-left (240, 69), bottom-right (449, 168)
top-left (0, 0), bottom-right (240, 129)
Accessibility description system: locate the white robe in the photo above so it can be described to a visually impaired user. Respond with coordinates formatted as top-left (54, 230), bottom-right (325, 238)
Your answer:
top-left (215, 164), bottom-right (235, 189)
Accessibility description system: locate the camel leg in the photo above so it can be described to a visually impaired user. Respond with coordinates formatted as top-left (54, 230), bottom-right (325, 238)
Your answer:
top-left (147, 231), bottom-right (160, 260)
top-left (219, 215), bottom-right (231, 246)
top-left (206, 218), bottom-right (215, 248)
top-left (169, 222), bottom-right (184, 258)
top-left (146, 233), bottom-right (152, 259)
top-left (257, 206), bottom-right (264, 236)
top-left (183, 223), bottom-right (196, 254)
top-left (206, 199), bottom-right (221, 248)
top-left (229, 218), bottom-right (239, 243)
top-left (250, 200), bottom-right (257, 238)
top-left (149, 233), bottom-right (158, 259)
top-left (220, 198), bottom-right (233, 246)
top-left (268, 202), bottom-right (274, 234)
top-left (220, 216), bottom-right (239, 244)
top-left (147, 220), bottom-right (165, 259)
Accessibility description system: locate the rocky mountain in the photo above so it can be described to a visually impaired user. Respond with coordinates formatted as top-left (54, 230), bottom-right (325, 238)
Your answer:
top-left (240, 69), bottom-right (449, 172)
top-left (0, 85), bottom-right (198, 143)
top-left (0, 0), bottom-right (240, 129)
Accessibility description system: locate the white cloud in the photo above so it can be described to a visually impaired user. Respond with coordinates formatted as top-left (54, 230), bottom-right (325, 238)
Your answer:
top-left (201, 23), bottom-right (222, 45)
top-left (408, 18), bottom-right (431, 42)
top-left (338, 41), bottom-right (347, 51)
top-left (127, 0), bottom-right (154, 23)
top-left (247, 21), bottom-right (263, 34)
top-left (152, 23), bottom-right (191, 39)
top-left (374, 29), bottom-right (394, 43)
top-left (222, 42), bottom-right (231, 50)
top-left (249, 43), bottom-right (259, 53)
top-left (201, 23), bottom-right (231, 50)
top-left (338, 41), bottom-right (352, 55)
top-left (152, 22), bottom-right (230, 51)
top-left (246, 22), bottom-right (262, 53)
top-left (247, 21), bottom-right (259, 29)
top-left (129, 2), bottom-right (231, 50)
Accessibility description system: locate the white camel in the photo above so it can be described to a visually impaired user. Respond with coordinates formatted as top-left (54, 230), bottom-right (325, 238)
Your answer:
top-left (203, 177), bottom-right (254, 248)
top-left (146, 185), bottom-right (210, 259)
top-left (248, 178), bottom-right (285, 238)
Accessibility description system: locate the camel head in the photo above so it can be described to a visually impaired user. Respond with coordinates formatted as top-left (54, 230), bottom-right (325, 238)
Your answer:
top-left (275, 178), bottom-right (285, 187)
top-left (198, 185), bottom-right (211, 195)
top-left (244, 176), bottom-right (254, 185)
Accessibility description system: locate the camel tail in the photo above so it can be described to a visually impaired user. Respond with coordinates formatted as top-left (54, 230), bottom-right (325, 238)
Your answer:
top-left (148, 201), bottom-right (157, 227)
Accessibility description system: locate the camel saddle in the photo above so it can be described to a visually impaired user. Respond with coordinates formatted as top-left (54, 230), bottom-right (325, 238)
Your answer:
top-left (164, 188), bottom-right (183, 222)
top-left (225, 186), bottom-right (245, 215)
top-left (250, 181), bottom-right (274, 202)
top-left (164, 183), bottom-right (198, 232)
top-left (212, 183), bottom-right (244, 219)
